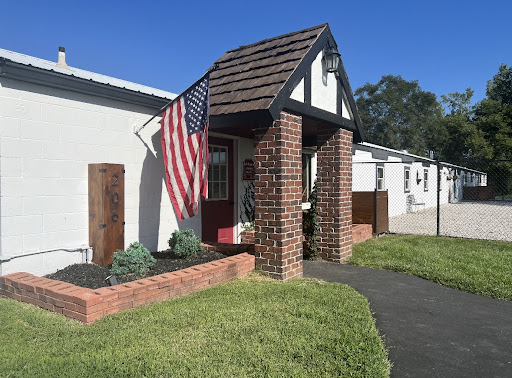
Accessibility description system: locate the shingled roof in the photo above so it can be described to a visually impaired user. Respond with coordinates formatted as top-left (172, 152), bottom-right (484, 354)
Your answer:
top-left (209, 24), bottom-right (327, 116)
top-left (208, 23), bottom-right (364, 142)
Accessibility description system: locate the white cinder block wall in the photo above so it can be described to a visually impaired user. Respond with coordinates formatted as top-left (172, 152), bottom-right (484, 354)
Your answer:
top-left (0, 77), bottom-right (199, 276)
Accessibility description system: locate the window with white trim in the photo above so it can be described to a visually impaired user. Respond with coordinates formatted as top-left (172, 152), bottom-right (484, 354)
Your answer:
top-left (404, 167), bottom-right (411, 192)
top-left (424, 169), bottom-right (429, 191)
top-left (377, 165), bottom-right (385, 190)
top-left (207, 145), bottom-right (228, 200)
top-left (302, 152), bottom-right (313, 202)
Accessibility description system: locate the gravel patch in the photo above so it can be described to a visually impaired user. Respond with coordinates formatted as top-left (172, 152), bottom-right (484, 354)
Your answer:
top-left (389, 201), bottom-right (512, 242)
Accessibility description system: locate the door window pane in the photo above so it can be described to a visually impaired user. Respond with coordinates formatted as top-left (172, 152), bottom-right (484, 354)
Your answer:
top-left (208, 145), bottom-right (228, 200)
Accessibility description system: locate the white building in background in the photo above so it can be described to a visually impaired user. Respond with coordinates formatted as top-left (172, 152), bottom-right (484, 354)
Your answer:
top-left (352, 142), bottom-right (487, 217)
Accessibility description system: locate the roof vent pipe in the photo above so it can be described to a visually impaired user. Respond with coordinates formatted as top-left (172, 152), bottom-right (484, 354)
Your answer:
top-left (56, 46), bottom-right (70, 69)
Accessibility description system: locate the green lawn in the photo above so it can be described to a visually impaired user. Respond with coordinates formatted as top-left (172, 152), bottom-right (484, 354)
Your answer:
top-left (0, 275), bottom-right (390, 377)
top-left (351, 235), bottom-right (512, 301)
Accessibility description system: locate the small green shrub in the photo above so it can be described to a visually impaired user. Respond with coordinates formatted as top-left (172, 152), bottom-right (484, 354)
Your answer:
top-left (168, 229), bottom-right (202, 258)
top-left (110, 242), bottom-right (156, 276)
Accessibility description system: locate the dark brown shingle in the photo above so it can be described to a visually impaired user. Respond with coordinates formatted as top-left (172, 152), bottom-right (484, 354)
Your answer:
top-left (209, 24), bottom-right (328, 116)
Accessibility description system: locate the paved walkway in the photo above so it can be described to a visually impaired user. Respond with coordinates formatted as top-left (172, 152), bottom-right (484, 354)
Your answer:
top-left (304, 261), bottom-right (512, 377)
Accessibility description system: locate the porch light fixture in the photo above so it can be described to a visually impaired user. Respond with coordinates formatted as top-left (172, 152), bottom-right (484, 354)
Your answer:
top-left (323, 44), bottom-right (341, 73)
top-left (416, 171), bottom-right (422, 184)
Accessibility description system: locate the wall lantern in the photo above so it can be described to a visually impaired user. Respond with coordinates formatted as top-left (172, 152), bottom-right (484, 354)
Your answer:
top-left (323, 44), bottom-right (341, 73)
top-left (416, 171), bottom-right (422, 184)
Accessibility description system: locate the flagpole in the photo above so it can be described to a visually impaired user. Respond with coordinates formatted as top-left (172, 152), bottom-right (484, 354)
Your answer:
top-left (134, 64), bottom-right (218, 135)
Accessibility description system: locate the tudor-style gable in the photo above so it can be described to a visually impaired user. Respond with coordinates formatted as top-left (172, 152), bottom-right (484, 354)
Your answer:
top-left (209, 23), bottom-right (364, 142)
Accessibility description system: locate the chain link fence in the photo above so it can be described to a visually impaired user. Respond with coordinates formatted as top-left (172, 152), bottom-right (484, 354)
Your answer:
top-left (353, 159), bottom-right (512, 242)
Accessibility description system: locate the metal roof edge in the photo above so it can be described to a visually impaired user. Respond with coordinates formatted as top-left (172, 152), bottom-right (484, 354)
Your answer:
top-left (0, 58), bottom-right (174, 109)
top-left (355, 142), bottom-right (487, 174)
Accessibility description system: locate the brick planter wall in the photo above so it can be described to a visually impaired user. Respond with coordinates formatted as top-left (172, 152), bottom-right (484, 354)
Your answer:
top-left (352, 224), bottom-right (373, 245)
top-left (0, 253), bottom-right (255, 324)
top-left (316, 128), bottom-right (353, 262)
top-left (240, 230), bottom-right (255, 245)
top-left (253, 111), bottom-right (303, 281)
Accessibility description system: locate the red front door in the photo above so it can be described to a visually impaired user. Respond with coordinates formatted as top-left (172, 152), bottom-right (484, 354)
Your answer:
top-left (201, 137), bottom-right (234, 243)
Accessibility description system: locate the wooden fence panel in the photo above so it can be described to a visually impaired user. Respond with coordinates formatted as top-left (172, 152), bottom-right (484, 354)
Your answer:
top-left (352, 190), bottom-right (389, 234)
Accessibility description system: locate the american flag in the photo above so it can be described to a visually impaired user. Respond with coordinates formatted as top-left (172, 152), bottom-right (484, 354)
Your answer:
top-left (160, 74), bottom-right (209, 220)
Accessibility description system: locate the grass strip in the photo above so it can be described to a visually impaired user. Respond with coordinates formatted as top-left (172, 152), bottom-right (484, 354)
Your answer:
top-left (0, 275), bottom-right (390, 377)
top-left (351, 235), bottom-right (512, 301)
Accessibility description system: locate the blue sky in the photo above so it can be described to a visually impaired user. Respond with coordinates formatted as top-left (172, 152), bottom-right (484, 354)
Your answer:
top-left (1, 1), bottom-right (510, 106)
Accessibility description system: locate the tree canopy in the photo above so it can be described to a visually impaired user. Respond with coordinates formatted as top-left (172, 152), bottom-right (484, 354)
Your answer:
top-left (354, 65), bottom-right (512, 195)
top-left (355, 75), bottom-right (443, 157)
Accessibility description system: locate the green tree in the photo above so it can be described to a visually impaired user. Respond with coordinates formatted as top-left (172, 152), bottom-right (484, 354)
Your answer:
top-left (472, 64), bottom-right (512, 195)
top-left (355, 75), bottom-right (444, 157)
top-left (437, 89), bottom-right (489, 163)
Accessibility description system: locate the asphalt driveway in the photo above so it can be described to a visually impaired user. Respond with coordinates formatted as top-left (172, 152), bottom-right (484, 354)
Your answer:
top-left (304, 261), bottom-right (512, 377)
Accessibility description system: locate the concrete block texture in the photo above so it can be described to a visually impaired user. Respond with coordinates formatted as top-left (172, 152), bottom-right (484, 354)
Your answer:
top-left (0, 78), bottom-right (196, 275)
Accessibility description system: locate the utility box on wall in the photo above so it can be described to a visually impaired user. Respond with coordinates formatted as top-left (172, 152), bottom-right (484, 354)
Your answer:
top-left (88, 163), bottom-right (125, 266)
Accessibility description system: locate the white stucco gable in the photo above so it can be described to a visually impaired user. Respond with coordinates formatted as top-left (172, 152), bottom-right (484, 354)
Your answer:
top-left (289, 50), bottom-right (353, 121)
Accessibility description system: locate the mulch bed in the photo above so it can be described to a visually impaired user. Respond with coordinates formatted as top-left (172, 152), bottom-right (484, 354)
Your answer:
top-left (45, 250), bottom-right (227, 290)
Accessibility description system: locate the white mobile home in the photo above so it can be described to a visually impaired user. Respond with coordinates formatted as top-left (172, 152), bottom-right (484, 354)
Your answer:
top-left (352, 142), bottom-right (487, 217)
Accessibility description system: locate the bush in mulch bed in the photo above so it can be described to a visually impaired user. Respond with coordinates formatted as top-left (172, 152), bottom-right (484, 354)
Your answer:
top-left (45, 249), bottom-right (227, 290)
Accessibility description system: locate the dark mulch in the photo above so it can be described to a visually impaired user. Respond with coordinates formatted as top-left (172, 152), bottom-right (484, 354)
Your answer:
top-left (45, 250), bottom-right (227, 290)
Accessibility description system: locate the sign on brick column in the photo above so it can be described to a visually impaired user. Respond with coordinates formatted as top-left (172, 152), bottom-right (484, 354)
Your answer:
top-left (253, 111), bottom-right (303, 281)
top-left (316, 128), bottom-right (353, 262)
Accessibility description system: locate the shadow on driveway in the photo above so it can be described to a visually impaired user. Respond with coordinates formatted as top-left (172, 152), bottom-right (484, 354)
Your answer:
top-left (304, 261), bottom-right (512, 377)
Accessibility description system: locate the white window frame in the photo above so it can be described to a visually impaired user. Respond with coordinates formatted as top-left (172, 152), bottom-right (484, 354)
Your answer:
top-left (206, 144), bottom-right (229, 201)
top-left (376, 165), bottom-right (385, 191)
top-left (302, 151), bottom-right (313, 203)
top-left (404, 166), bottom-right (411, 192)
top-left (424, 169), bottom-right (429, 192)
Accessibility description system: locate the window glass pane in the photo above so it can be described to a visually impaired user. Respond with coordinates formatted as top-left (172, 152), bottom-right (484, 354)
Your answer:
top-left (213, 182), bottom-right (220, 198)
top-left (302, 153), bottom-right (312, 202)
top-left (213, 166), bottom-right (219, 182)
top-left (219, 150), bottom-right (226, 164)
top-left (220, 182), bottom-right (227, 198)
top-left (220, 165), bottom-right (227, 181)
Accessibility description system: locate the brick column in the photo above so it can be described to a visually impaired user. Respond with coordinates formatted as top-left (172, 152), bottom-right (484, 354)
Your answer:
top-left (253, 111), bottom-right (303, 281)
top-left (316, 128), bottom-right (353, 262)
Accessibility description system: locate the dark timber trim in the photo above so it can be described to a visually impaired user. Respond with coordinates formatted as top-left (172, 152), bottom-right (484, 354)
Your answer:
top-left (304, 67), bottom-right (312, 106)
top-left (284, 98), bottom-right (357, 132)
top-left (210, 110), bottom-right (273, 132)
top-left (268, 28), bottom-right (329, 120)
top-left (336, 77), bottom-right (342, 116)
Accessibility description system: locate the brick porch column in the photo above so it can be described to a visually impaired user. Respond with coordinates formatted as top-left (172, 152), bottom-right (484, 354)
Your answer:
top-left (316, 128), bottom-right (353, 262)
top-left (253, 111), bottom-right (303, 281)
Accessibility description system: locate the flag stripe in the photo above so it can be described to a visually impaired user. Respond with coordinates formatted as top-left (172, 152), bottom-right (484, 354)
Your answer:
top-left (161, 106), bottom-right (185, 220)
top-left (161, 74), bottom-right (209, 220)
top-left (170, 99), bottom-right (194, 218)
